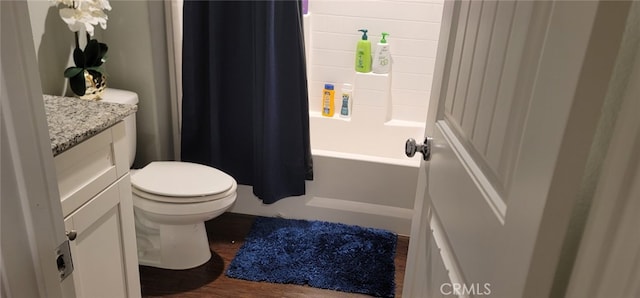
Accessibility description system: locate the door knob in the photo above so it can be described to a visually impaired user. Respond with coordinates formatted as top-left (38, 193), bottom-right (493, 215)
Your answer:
top-left (66, 230), bottom-right (77, 241)
top-left (405, 137), bottom-right (432, 161)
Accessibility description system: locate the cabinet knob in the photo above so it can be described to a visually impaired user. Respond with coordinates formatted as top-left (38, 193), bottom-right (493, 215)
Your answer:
top-left (66, 230), bottom-right (77, 241)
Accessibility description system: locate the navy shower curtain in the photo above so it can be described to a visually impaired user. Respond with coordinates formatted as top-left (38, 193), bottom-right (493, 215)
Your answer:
top-left (182, 0), bottom-right (313, 204)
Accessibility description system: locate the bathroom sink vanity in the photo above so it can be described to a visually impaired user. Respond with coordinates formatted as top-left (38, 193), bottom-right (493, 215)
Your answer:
top-left (45, 95), bottom-right (141, 297)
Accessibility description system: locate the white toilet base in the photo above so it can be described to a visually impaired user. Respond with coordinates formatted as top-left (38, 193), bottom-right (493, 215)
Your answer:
top-left (137, 222), bottom-right (211, 270)
top-left (133, 193), bottom-right (236, 270)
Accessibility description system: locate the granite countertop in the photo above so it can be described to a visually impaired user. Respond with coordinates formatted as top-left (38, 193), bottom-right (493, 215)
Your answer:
top-left (44, 95), bottom-right (137, 156)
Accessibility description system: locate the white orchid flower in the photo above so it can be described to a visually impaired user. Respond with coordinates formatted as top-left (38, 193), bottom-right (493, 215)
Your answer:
top-left (55, 0), bottom-right (111, 36)
top-left (97, 0), bottom-right (112, 11)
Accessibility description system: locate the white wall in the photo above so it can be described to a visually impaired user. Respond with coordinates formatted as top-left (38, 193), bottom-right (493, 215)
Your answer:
top-left (307, 0), bottom-right (444, 123)
top-left (27, 0), bottom-right (77, 96)
top-left (101, 0), bottom-right (174, 167)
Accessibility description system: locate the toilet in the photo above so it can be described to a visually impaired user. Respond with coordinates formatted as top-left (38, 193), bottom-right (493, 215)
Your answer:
top-left (101, 88), bottom-right (237, 270)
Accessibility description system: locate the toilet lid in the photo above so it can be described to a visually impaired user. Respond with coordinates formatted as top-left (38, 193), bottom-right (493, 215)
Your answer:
top-left (131, 161), bottom-right (235, 198)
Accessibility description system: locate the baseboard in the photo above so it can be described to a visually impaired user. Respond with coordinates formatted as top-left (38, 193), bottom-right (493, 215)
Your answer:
top-left (228, 185), bottom-right (414, 236)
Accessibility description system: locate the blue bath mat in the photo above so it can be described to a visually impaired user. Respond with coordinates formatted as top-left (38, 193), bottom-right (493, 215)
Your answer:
top-left (226, 217), bottom-right (397, 297)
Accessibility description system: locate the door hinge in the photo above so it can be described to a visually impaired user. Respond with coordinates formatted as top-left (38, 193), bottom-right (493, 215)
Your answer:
top-left (55, 240), bottom-right (74, 281)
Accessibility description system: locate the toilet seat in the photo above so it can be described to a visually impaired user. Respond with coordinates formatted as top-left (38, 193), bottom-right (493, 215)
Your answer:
top-left (131, 161), bottom-right (236, 203)
top-left (132, 181), bottom-right (237, 204)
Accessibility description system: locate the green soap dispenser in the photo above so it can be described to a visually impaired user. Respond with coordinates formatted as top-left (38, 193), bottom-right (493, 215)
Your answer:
top-left (355, 29), bottom-right (372, 73)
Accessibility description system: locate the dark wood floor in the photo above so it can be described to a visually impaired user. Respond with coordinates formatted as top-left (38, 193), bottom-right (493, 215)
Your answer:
top-left (139, 213), bottom-right (410, 297)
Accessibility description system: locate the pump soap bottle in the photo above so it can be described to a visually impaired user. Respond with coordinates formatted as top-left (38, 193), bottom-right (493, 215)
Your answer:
top-left (373, 32), bottom-right (391, 74)
top-left (355, 29), bottom-right (372, 73)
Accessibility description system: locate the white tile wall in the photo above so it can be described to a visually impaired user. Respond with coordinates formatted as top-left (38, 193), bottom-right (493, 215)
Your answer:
top-left (306, 0), bottom-right (444, 123)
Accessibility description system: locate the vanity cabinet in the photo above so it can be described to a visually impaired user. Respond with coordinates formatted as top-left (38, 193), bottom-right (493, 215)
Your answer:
top-left (54, 121), bottom-right (141, 298)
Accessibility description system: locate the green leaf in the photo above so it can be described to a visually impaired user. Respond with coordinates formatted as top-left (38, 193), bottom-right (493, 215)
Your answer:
top-left (64, 67), bottom-right (83, 78)
top-left (73, 48), bottom-right (84, 68)
top-left (84, 39), bottom-right (101, 67)
top-left (69, 72), bottom-right (86, 96)
top-left (96, 43), bottom-right (109, 66)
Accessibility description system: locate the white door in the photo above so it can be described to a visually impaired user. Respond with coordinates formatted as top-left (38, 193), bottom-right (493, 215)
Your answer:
top-left (403, 1), bottom-right (631, 297)
top-left (1, 1), bottom-right (75, 297)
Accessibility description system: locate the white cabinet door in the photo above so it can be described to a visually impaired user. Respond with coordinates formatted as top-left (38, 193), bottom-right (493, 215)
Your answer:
top-left (64, 175), bottom-right (140, 298)
top-left (404, 1), bottom-right (631, 297)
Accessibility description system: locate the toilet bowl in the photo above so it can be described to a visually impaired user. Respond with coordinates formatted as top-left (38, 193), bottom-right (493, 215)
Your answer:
top-left (131, 161), bottom-right (237, 270)
top-left (100, 89), bottom-right (237, 270)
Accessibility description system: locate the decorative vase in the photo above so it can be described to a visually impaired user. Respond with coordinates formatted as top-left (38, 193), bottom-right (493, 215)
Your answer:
top-left (80, 70), bottom-right (107, 100)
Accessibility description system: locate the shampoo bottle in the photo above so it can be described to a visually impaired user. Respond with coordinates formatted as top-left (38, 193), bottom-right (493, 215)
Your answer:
top-left (355, 29), bottom-right (372, 73)
top-left (372, 32), bottom-right (391, 74)
top-left (321, 83), bottom-right (335, 117)
top-left (340, 83), bottom-right (353, 118)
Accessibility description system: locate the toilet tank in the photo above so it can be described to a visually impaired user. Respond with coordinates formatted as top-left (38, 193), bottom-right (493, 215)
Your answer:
top-left (100, 88), bottom-right (138, 167)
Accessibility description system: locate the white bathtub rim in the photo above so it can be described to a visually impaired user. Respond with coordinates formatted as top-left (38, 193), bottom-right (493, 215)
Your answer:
top-left (312, 149), bottom-right (420, 168)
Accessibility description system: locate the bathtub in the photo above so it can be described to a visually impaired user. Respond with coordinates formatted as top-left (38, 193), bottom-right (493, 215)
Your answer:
top-left (167, 1), bottom-right (428, 235)
top-left (228, 113), bottom-right (425, 236)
